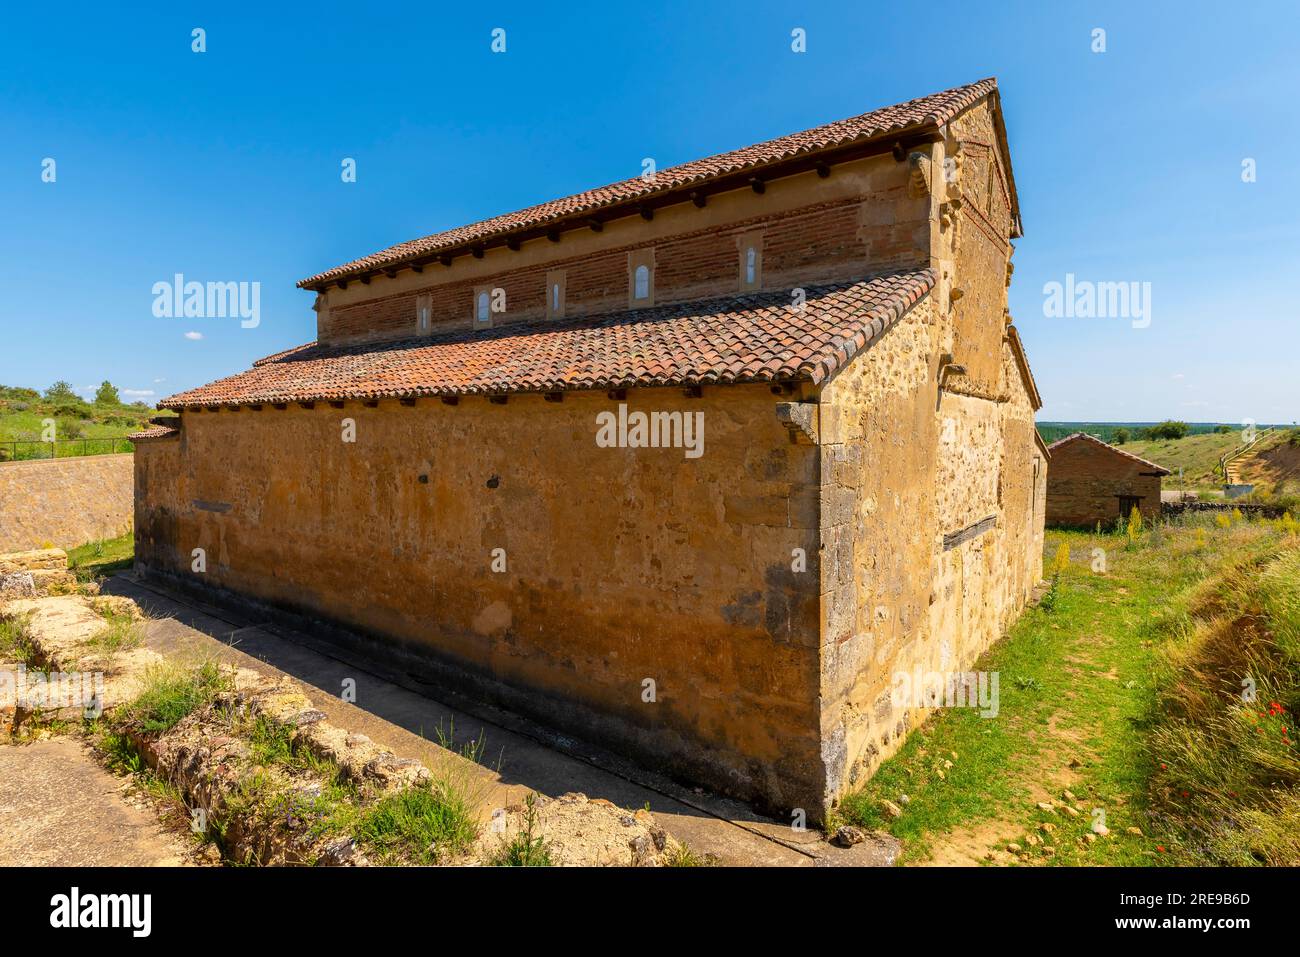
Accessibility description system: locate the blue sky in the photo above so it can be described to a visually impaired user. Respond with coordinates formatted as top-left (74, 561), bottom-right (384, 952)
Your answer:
top-left (2, 0), bottom-right (1296, 422)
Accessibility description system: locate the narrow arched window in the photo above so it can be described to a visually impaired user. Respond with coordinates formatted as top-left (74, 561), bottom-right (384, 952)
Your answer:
top-left (634, 264), bottom-right (650, 301)
top-left (476, 291), bottom-right (490, 323)
top-left (745, 246), bottom-right (757, 285)
top-left (551, 283), bottom-right (560, 310)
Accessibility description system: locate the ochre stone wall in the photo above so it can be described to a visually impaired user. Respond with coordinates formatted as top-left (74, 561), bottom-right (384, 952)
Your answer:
top-left (134, 386), bottom-right (826, 812)
top-left (814, 299), bottom-right (1044, 804)
top-left (316, 152), bottom-right (930, 346)
top-left (812, 94), bottom-right (1043, 807)
top-left (0, 454), bottom-right (133, 552)
top-left (1045, 440), bottom-right (1163, 527)
top-left (136, 91), bottom-right (1046, 818)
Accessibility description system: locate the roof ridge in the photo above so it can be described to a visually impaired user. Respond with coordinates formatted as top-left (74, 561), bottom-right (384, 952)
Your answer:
top-left (298, 79), bottom-right (997, 288)
top-left (1046, 431), bottom-right (1172, 474)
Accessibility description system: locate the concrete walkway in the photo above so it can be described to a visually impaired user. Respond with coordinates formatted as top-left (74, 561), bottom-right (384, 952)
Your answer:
top-left (103, 573), bottom-right (895, 867)
top-left (0, 737), bottom-right (197, 866)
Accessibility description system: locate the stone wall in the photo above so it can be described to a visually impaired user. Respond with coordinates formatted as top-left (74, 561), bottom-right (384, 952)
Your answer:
top-left (0, 454), bottom-right (133, 552)
top-left (815, 305), bottom-right (1044, 804)
top-left (1045, 440), bottom-right (1163, 527)
top-left (134, 385), bottom-right (826, 813)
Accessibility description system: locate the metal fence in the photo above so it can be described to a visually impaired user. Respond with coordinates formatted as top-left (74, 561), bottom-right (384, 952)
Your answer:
top-left (0, 437), bottom-right (135, 463)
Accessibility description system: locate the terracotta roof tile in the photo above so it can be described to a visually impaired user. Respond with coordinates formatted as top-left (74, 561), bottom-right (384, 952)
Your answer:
top-left (1046, 432), bottom-right (1172, 475)
top-left (128, 424), bottom-right (181, 440)
top-left (161, 269), bottom-right (934, 409)
top-left (298, 79), bottom-right (998, 288)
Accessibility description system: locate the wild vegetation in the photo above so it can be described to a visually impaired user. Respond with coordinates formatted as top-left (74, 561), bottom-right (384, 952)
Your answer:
top-left (835, 510), bottom-right (1299, 866)
top-left (67, 531), bottom-right (136, 581)
top-left (0, 381), bottom-right (172, 460)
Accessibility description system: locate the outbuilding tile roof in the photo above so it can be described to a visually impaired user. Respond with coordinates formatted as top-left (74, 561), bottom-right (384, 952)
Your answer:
top-left (1046, 432), bottom-right (1172, 475)
top-left (128, 424), bottom-right (181, 441)
top-left (161, 268), bottom-right (935, 409)
top-left (298, 79), bottom-right (998, 288)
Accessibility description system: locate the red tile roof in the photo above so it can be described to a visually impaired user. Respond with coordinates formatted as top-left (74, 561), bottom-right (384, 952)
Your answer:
top-left (128, 424), bottom-right (180, 441)
top-left (161, 269), bottom-right (934, 409)
top-left (1046, 432), bottom-right (1172, 475)
top-left (298, 79), bottom-right (1000, 288)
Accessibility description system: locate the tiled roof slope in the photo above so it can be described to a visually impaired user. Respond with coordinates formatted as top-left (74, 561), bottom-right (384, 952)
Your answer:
top-left (298, 79), bottom-right (998, 288)
top-left (161, 268), bottom-right (934, 409)
top-left (1046, 432), bottom-right (1172, 475)
top-left (128, 424), bottom-right (180, 441)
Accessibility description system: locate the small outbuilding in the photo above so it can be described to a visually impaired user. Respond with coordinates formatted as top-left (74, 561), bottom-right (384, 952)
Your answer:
top-left (1045, 432), bottom-right (1170, 526)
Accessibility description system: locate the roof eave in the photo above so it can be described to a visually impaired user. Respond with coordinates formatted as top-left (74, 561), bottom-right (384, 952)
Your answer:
top-left (296, 126), bottom-right (946, 292)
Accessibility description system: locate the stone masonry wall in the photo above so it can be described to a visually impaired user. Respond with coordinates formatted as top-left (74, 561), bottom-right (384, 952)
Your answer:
top-left (134, 384), bottom-right (826, 813)
top-left (0, 453), bottom-right (133, 552)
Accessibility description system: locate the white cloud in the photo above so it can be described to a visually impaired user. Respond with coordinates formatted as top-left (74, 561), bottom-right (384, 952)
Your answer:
top-left (121, 389), bottom-right (155, 397)
top-left (1171, 373), bottom-right (1184, 380)
top-left (153, 377), bottom-right (165, 383)
top-left (184, 331), bottom-right (203, 340)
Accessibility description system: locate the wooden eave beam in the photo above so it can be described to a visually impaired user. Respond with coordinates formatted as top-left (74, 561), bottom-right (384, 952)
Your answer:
top-left (308, 128), bottom-right (942, 292)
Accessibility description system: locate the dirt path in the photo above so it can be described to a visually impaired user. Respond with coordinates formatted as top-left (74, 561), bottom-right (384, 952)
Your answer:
top-left (0, 737), bottom-right (199, 866)
top-left (834, 523), bottom-right (1278, 866)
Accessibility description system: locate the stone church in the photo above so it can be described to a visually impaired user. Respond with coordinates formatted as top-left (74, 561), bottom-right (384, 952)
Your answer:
top-left (132, 78), bottom-right (1047, 819)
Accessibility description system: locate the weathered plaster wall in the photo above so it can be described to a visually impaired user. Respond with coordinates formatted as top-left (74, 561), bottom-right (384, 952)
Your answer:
top-left (134, 385), bottom-right (826, 811)
top-left (1045, 440), bottom-right (1163, 527)
top-left (0, 454), bottom-right (133, 552)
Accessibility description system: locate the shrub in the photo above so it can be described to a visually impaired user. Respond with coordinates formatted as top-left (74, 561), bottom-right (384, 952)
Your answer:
top-left (1147, 420), bottom-right (1191, 441)
top-left (44, 380), bottom-right (77, 403)
top-left (489, 793), bottom-right (553, 866)
top-left (94, 381), bottom-right (120, 406)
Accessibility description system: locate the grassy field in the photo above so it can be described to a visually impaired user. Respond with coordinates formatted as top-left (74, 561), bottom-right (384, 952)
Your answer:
top-left (0, 384), bottom-right (172, 461)
top-left (1122, 430), bottom-right (1242, 492)
top-left (67, 531), bottom-right (136, 581)
top-left (836, 512), bottom-right (1300, 866)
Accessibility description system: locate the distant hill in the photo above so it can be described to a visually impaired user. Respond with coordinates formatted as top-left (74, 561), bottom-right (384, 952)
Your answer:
top-left (1036, 422), bottom-right (1300, 497)
top-left (0, 383), bottom-right (174, 461)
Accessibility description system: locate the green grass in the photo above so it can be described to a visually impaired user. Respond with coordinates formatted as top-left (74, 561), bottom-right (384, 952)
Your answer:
top-left (67, 531), bottom-right (135, 581)
top-left (836, 514), bottom-right (1292, 866)
top-left (1121, 431), bottom-right (1245, 492)
top-left (0, 614), bottom-right (38, 665)
top-left (663, 841), bottom-right (716, 867)
top-left (353, 777), bottom-right (481, 865)
top-left (0, 385), bottom-right (173, 461)
top-left (118, 660), bottom-right (233, 735)
top-left (1145, 537), bottom-right (1300, 864)
top-left (84, 613), bottom-right (144, 657)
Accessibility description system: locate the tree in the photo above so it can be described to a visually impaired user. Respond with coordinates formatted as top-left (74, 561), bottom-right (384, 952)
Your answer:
top-left (94, 380), bottom-right (120, 406)
top-left (44, 380), bottom-right (77, 403)
top-left (1113, 427), bottom-right (1130, 445)
top-left (1147, 420), bottom-right (1190, 441)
